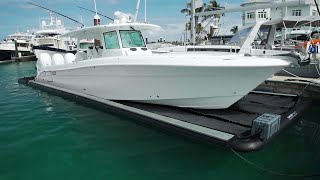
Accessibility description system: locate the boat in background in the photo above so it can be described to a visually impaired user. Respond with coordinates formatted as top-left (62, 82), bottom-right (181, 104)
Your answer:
top-left (157, 3), bottom-right (320, 78)
top-left (0, 32), bottom-right (35, 61)
top-left (32, 14), bottom-right (77, 59)
top-left (34, 11), bottom-right (289, 109)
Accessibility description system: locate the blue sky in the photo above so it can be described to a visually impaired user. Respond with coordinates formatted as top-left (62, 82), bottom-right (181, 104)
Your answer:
top-left (0, 0), bottom-right (244, 41)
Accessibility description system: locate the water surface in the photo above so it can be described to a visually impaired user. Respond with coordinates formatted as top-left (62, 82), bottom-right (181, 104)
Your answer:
top-left (0, 62), bottom-right (319, 180)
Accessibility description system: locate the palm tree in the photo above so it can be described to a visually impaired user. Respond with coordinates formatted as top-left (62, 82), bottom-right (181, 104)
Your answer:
top-left (181, 2), bottom-right (206, 33)
top-left (181, 1), bottom-right (223, 43)
top-left (202, 0), bottom-right (224, 22)
top-left (230, 25), bottom-right (238, 34)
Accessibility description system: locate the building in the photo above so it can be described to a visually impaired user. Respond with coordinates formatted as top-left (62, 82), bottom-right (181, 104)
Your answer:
top-left (242, 0), bottom-right (319, 26)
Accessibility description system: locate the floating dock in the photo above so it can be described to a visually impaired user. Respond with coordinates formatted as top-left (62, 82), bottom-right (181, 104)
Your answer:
top-left (19, 77), bottom-right (313, 152)
top-left (256, 75), bottom-right (320, 101)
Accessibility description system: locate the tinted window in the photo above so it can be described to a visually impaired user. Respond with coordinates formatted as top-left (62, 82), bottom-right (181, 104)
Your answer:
top-left (103, 31), bottom-right (120, 49)
top-left (119, 30), bottom-right (145, 48)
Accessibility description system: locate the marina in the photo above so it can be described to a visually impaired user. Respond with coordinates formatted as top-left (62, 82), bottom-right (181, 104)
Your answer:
top-left (1, 0), bottom-right (320, 179)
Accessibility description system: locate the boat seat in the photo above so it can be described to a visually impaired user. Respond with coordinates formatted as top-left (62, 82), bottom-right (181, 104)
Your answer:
top-left (87, 46), bottom-right (103, 59)
top-left (75, 51), bottom-right (87, 61)
top-left (52, 54), bottom-right (65, 66)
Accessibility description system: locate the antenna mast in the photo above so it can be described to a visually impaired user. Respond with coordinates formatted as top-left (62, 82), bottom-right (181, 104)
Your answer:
top-left (93, 0), bottom-right (98, 16)
top-left (92, 0), bottom-right (100, 27)
top-left (77, 6), bottom-right (114, 21)
top-left (93, 0), bottom-right (101, 47)
top-left (134, 0), bottom-right (141, 22)
top-left (144, 0), bottom-right (147, 23)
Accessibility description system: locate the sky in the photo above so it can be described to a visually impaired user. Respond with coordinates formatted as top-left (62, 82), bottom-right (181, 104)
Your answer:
top-left (0, 0), bottom-right (244, 41)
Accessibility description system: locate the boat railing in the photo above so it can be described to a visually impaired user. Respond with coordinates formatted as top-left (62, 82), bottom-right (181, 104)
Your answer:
top-left (229, 43), bottom-right (238, 53)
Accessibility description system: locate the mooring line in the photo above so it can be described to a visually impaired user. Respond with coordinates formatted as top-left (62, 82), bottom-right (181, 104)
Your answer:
top-left (228, 145), bottom-right (320, 178)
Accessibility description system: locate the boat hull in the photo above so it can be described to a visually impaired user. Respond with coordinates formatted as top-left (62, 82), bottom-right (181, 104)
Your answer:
top-left (36, 61), bottom-right (284, 109)
top-left (0, 50), bottom-right (12, 61)
top-left (0, 50), bottom-right (33, 61)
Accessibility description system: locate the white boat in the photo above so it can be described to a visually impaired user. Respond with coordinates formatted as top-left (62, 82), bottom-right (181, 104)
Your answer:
top-left (32, 14), bottom-right (77, 59)
top-left (35, 12), bottom-right (289, 109)
top-left (0, 32), bottom-right (35, 61)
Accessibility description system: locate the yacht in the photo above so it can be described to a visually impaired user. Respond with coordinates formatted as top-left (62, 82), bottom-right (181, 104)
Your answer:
top-left (0, 32), bottom-right (35, 61)
top-left (34, 12), bottom-right (289, 109)
top-left (32, 14), bottom-right (77, 59)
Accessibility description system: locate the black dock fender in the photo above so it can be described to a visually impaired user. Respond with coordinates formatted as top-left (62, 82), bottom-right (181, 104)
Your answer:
top-left (18, 76), bottom-right (35, 84)
top-left (227, 136), bottom-right (263, 152)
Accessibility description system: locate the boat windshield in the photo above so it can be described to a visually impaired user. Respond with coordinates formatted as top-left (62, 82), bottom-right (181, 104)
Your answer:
top-left (229, 26), bottom-right (253, 46)
top-left (119, 30), bottom-right (145, 48)
top-left (104, 31), bottom-right (120, 49)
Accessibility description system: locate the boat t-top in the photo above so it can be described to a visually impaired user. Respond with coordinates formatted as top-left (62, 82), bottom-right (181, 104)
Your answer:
top-left (35, 11), bottom-right (290, 109)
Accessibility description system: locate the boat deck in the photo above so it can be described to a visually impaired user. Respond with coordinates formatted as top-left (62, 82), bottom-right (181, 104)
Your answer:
top-left (19, 77), bottom-right (312, 152)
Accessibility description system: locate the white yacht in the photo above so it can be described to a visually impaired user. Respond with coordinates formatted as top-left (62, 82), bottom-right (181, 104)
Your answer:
top-left (0, 32), bottom-right (35, 61)
top-left (32, 14), bottom-right (76, 59)
top-left (35, 12), bottom-right (289, 109)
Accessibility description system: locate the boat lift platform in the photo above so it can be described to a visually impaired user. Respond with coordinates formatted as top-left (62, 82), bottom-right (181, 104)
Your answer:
top-left (19, 77), bottom-right (312, 152)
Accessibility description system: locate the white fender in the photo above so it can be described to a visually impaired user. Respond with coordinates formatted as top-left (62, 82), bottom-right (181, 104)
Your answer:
top-left (64, 53), bottom-right (76, 64)
top-left (38, 53), bottom-right (52, 68)
top-left (52, 54), bottom-right (65, 65)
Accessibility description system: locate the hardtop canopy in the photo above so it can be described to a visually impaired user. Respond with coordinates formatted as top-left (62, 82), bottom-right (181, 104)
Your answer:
top-left (60, 23), bottom-right (160, 39)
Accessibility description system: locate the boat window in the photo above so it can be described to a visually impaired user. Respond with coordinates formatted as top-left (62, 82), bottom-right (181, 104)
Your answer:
top-left (103, 31), bottom-right (120, 49)
top-left (119, 30), bottom-right (145, 48)
top-left (80, 42), bottom-right (94, 49)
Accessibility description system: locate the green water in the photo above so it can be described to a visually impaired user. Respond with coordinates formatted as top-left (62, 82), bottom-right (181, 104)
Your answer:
top-left (0, 61), bottom-right (320, 180)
